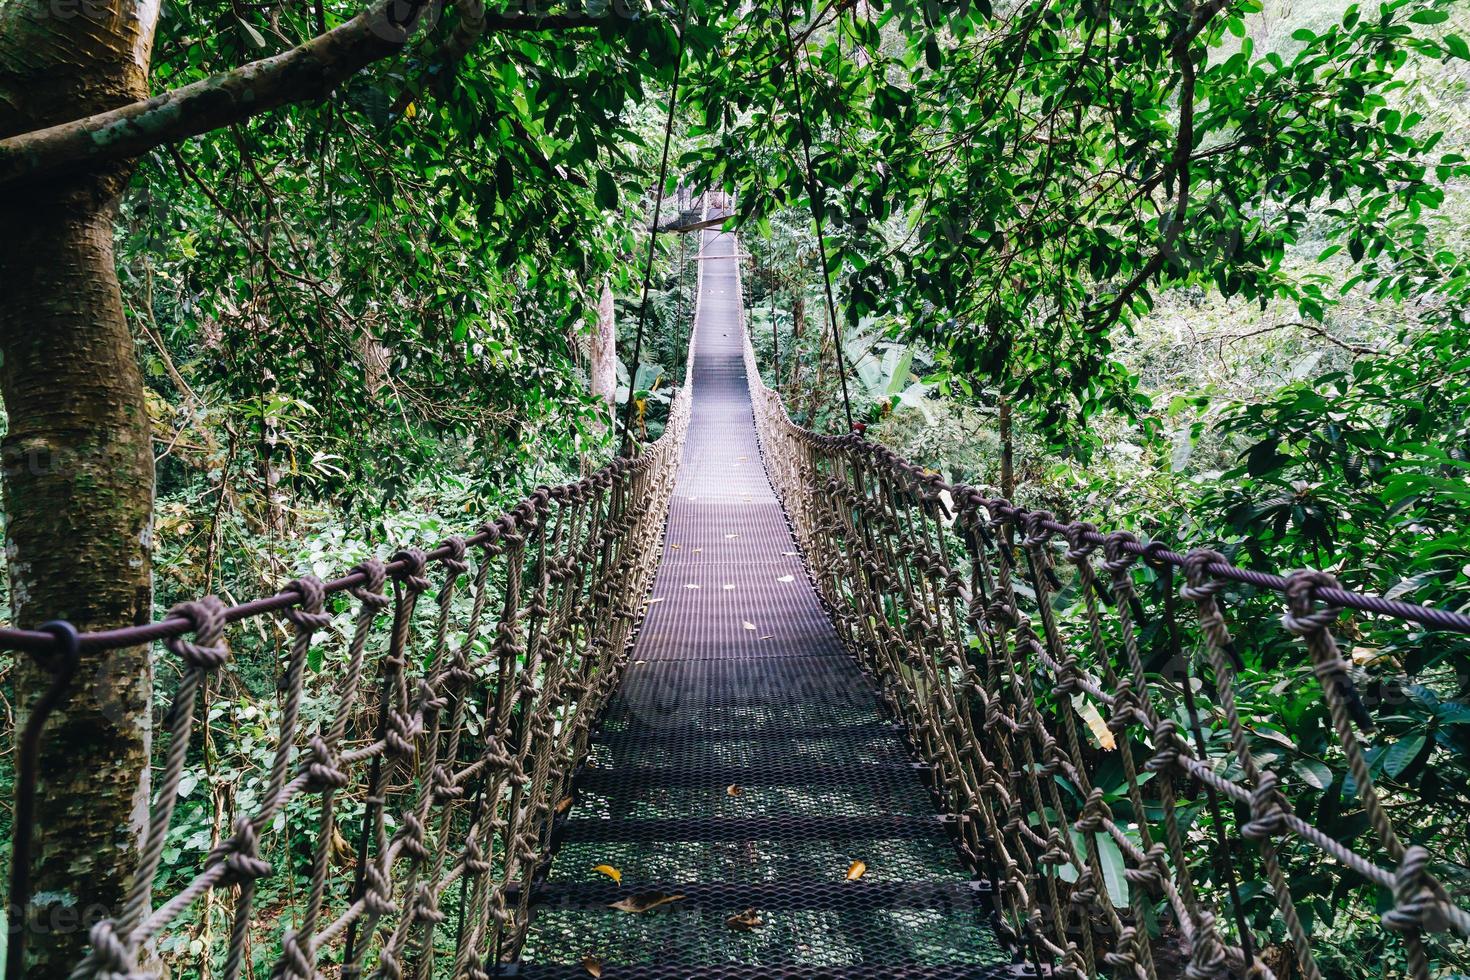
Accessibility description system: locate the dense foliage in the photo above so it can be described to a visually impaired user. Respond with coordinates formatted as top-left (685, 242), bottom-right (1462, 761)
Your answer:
top-left (3, 0), bottom-right (1469, 975)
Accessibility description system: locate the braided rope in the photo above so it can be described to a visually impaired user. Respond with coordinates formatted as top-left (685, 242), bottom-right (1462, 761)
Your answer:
top-left (737, 267), bottom-right (1470, 979)
top-left (61, 387), bottom-right (690, 979)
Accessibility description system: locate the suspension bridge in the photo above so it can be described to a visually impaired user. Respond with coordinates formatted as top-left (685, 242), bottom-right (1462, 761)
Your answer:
top-left (4, 215), bottom-right (1470, 979)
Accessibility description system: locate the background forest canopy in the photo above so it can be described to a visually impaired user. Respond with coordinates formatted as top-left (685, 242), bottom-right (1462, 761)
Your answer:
top-left (0, 0), bottom-right (1462, 612)
top-left (1, 0), bottom-right (1470, 973)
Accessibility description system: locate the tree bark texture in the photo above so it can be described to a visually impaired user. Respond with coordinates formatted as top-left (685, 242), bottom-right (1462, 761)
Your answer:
top-left (0, 1), bottom-right (160, 974)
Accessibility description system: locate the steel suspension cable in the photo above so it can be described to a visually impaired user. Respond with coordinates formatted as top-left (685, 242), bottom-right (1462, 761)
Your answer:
top-left (779, 0), bottom-right (855, 434)
top-left (620, 0), bottom-right (692, 454)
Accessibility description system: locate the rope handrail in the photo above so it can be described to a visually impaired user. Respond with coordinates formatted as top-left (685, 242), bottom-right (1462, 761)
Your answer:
top-left (770, 427), bottom-right (1470, 636)
top-left (735, 248), bottom-right (1470, 979)
top-left (6, 383), bottom-right (692, 979)
top-left (0, 450), bottom-right (679, 656)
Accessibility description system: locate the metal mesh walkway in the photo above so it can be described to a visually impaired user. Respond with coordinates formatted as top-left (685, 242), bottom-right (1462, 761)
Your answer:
top-left (513, 229), bottom-right (1011, 977)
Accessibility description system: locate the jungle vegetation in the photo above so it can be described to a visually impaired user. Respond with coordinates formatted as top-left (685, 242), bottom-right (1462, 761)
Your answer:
top-left (0, 0), bottom-right (1467, 975)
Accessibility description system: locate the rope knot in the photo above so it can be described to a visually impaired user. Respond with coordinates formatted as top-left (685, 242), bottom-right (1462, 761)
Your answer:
top-left (1284, 570), bottom-right (1374, 730)
top-left (1102, 531), bottom-right (1140, 579)
top-left (392, 547), bottom-right (431, 594)
top-left (1180, 548), bottom-right (1229, 601)
top-left (1141, 539), bottom-right (1174, 569)
top-left (1123, 842), bottom-right (1168, 890)
top-left (284, 575), bottom-right (332, 632)
top-left (430, 763), bottom-right (463, 804)
top-left (1383, 845), bottom-right (1442, 932)
top-left (1064, 521), bottom-right (1099, 561)
top-left (464, 837), bottom-right (492, 875)
top-left (1242, 771), bottom-right (1292, 840)
top-left (1183, 911), bottom-right (1233, 980)
top-left (77, 919), bottom-right (145, 980)
top-left (1039, 828), bottom-right (1068, 866)
top-left (1281, 570), bottom-right (1341, 636)
top-left (349, 557), bottom-right (391, 610)
top-left (1108, 677), bottom-right (1142, 733)
top-left (439, 535), bottom-right (470, 577)
top-left (274, 930), bottom-right (314, 980)
top-left (1102, 926), bottom-right (1140, 970)
top-left (303, 735), bottom-right (349, 792)
top-left (1146, 717), bottom-right (1182, 773)
top-left (210, 816), bottom-right (272, 886)
top-left (1021, 510), bottom-right (1055, 547)
top-left (411, 882), bottom-right (445, 925)
top-left (1074, 787), bottom-right (1112, 835)
top-left (166, 596), bottom-right (230, 670)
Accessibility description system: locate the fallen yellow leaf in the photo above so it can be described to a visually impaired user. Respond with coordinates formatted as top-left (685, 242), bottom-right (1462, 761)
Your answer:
top-left (582, 955), bottom-right (603, 977)
top-left (609, 892), bottom-right (686, 913)
top-left (726, 908), bottom-right (763, 931)
top-left (727, 784), bottom-right (743, 797)
top-left (592, 864), bottom-right (622, 885)
top-left (556, 796), bottom-right (575, 815)
top-left (846, 861), bottom-right (867, 881)
top-left (1072, 694), bottom-right (1116, 751)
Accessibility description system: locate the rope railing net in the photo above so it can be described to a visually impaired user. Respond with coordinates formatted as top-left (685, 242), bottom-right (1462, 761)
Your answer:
top-left (26, 384), bottom-right (690, 980)
top-left (738, 268), bottom-right (1470, 978)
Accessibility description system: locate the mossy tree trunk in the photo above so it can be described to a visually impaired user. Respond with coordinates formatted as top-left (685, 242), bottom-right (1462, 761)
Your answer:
top-left (0, 1), bottom-right (160, 975)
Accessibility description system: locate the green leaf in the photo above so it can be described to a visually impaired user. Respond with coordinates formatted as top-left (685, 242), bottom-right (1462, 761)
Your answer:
top-left (1292, 759), bottom-right (1334, 790)
top-left (1408, 9), bottom-right (1449, 24)
top-left (596, 170), bottom-right (619, 210)
top-left (1382, 735), bottom-right (1427, 778)
top-left (1093, 832), bottom-right (1129, 907)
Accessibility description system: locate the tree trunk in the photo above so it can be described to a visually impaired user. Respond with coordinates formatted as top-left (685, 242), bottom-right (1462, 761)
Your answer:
top-left (590, 278), bottom-right (617, 432)
top-left (787, 291), bottom-right (806, 401)
top-left (0, 1), bottom-right (161, 975)
top-left (998, 393), bottom-right (1015, 500)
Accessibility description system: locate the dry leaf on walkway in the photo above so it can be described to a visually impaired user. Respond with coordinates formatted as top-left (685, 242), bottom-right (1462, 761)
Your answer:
top-left (648, 597), bottom-right (665, 604)
top-left (592, 864), bottom-right (622, 884)
top-left (725, 533), bottom-right (739, 539)
top-left (777, 575), bottom-right (795, 582)
top-left (609, 892), bottom-right (685, 913)
top-left (582, 955), bottom-right (603, 977)
top-left (726, 908), bottom-right (763, 931)
top-left (556, 796), bottom-right (575, 815)
top-left (723, 584), bottom-right (735, 590)
top-left (742, 621), bottom-right (756, 631)
top-left (846, 861), bottom-right (867, 881)
top-left (727, 784), bottom-right (743, 797)
top-left (685, 583), bottom-right (701, 589)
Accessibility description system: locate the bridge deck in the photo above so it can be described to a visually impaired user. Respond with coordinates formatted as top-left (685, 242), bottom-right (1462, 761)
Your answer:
top-left (516, 229), bottom-right (1009, 976)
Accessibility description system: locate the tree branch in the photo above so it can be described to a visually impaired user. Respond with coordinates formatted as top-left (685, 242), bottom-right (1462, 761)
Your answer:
top-left (0, 2), bottom-right (630, 188)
